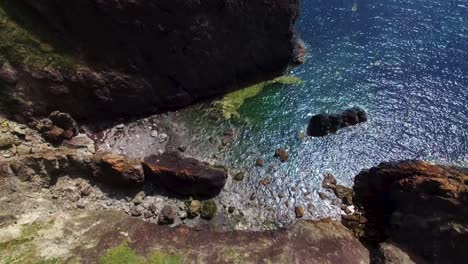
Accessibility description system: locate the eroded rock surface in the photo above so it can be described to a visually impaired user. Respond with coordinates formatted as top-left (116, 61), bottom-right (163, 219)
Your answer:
top-left (143, 152), bottom-right (227, 199)
top-left (307, 107), bottom-right (368, 137)
top-left (346, 160), bottom-right (468, 264)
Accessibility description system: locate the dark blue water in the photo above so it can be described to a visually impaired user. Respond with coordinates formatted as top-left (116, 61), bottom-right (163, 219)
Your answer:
top-left (182, 0), bottom-right (468, 222)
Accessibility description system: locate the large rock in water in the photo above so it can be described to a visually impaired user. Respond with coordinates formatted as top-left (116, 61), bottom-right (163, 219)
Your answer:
top-left (1, 0), bottom-right (302, 120)
top-left (142, 152), bottom-right (227, 199)
top-left (350, 160), bottom-right (468, 263)
top-left (307, 107), bottom-right (368, 137)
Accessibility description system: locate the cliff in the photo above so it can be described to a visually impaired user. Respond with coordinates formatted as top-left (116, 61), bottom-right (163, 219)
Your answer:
top-left (0, 0), bottom-right (302, 122)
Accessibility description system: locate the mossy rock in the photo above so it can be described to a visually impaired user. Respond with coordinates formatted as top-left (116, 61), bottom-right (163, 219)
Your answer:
top-left (201, 200), bottom-right (217, 220)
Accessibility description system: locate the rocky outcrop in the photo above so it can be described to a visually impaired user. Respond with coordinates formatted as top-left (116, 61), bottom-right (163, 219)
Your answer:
top-left (307, 107), bottom-right (368, 137)
top-left (90, 152), bottom-right (145, 186)
top-left (346, 160), bottom-right (468, 264)
top-left (143, 152), bottom-right (227, 199)
top-left (0, 0), bottom-right (302, 121)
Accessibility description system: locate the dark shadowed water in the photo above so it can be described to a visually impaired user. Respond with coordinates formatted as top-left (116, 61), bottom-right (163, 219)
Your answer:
top-left (106, 0), bottom-right (468, 225)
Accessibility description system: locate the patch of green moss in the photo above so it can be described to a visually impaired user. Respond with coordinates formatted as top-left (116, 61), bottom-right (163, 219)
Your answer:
top-left (0, 220), bottom-right (60, 264)
top-left (99, 241), bottom-right (181, 264)
top-left (213, 75), bottom-right (302, 120)
top-left (0, 0), bottom-right (76, 70)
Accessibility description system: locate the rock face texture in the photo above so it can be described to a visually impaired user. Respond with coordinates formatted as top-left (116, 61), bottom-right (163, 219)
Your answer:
top-left (348, 160), bottom-right (468, 264)
top-left (0, 0), bottom-right (301, 121)
top-left (143, 152), bottom-right (228, 199)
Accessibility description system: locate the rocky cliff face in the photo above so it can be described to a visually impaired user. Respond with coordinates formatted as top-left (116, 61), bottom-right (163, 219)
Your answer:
top-left (0, 0), bottom-right (302, 121)
top-left (345, 160), bottom-right (468, 264)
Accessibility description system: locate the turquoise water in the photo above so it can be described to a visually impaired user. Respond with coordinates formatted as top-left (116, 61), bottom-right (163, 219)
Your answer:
top-left (180, 0), bottom-right (467, 221)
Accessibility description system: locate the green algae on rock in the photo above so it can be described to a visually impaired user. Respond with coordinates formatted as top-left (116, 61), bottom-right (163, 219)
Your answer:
top-left (201, 200), bottom-right (218, 220)
top-left (100, 240), bottom-right (181, 264)
top-left (0, 0), bottom-right (76, 70)
top-left (213, 76), bottom-right (303, 120)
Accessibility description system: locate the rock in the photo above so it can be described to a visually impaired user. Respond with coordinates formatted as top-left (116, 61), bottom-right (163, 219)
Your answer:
top-left (76, 199), bottom-right (87, 209)
top-left (221, 136), bottom-right (234, 147)
top-left (322, 173), bottom-right (337, 190)
top-left (143, 152), bottom-right (227, 199)
top-left (334, 185), bottom-right (353, 205)
top-left (61, 129), bottom-right (75, 140)
top-left (375, 242), bottom-right (416, 264)
top-left (255, 158), bottom-right (265, 167)
top-left (63, 134), bottom-right (95, 151)
top-left (228, 206), bottom-right (235, 214)
top-left (158, 206), bottom-right (176, 225)
top-left (233, 172), bottom-right (245, 182)
top-left (187, 200), bottom-right (202, 218)
top-left (352, 160), bottom-right (468, 263)
top-left (91, 152), bottom-right (144, 186)
top-left (259, 177), bottom-right (272, 186)
top-left (201, 200), bottom-right (217, 220)
top-left (295, 206), bottom-right (305, 218)
top-left (318, 192), bottom-right (330, 200)
top-left (79, 182), bottom-right (93, 196)
top-left (43, 126), bottom-right (65, 142)
top-left (10, 163), bottom-right (33, 182)
top-left (307, 107), bottom-right (367, 137)
top-left (0, 62), bottom-right (18, 84)
top-left (36, 118), bottom-right (54, 132)
top-left (177, 145), bottom-right (187, 152)
top-left (0, 135), bottom-right (15, 150)
top-left (133, 191), bottom-right (145, 205)
top-left (278, 192), bottom-right (286, 198)
top-left (49, 111), bottom-right (79, 136)
top-left (274, 148), bottom-right (289, 162)
top-left (143, 211), bottom-right (153, 219)
top-left (150, 130), bottom-right (158, 137)
top-left (130, 205), bottom-right (145, 217)
top-left (223, 128), bottom-right (235, 137)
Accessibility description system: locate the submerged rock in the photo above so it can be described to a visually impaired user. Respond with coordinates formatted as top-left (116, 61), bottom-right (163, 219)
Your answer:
top-left (142, 152), bottom-right (227, 199)
top-left (274, 148), bottom-right (289, 162)
top-left (307, 107), bottom-right (367, 137)
top-left (255, 158), bottom-right (265, 167)
top-left (295, 206), bottom-right (305, 218)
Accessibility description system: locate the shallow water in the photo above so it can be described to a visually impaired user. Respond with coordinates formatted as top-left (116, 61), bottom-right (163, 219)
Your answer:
top-left (103, 0), bottom-right (468, 226)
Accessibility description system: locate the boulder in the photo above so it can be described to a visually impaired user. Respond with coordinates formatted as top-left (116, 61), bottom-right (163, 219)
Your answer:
top-left (91, 152), bottom-right (144, 186)
top-left (274, 148), bottom-right (289, 162)
top-left (307, 107), bottom-right (367, 137)
top-left (201, 200), bottom-right (217, 220)
top-left (350, 160), bottom-right (468, 263)
top-left (142, 152), bottom-right (227, 199)
top-left (158, 205), bottom-right (176, 225)
top-left (49, 111), bottom-right (79, 136)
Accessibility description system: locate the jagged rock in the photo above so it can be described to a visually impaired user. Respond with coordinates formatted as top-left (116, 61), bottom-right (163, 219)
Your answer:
top-left (158, 205), bottom-right (176, 225)
top-left (187, 200), bottom-right (202, 218)
top-left (36, 118), bottom-right (54, 132)
top-left (142, 152), bottom-right (227, 199)
top-left (334, 185), bottom-right (353, 205)
top-left (233, 172), bottom-right (245, 182)
top-left (295, 206), bottom-right (305, 218)
top-left (307, 107), bottom-right (367, 137)
top-left (43, 126), bottom-right (65, 142)
top-left (375, 242), bottom-right (416, 264)
top-left (259, 177), bottom-right (272, 186)
top-left (201, 200), bottom-right (217, 220)
top-left (133, 191), bottom-right (145, 205)
top-left (322, 173), bottom-right (337, 190)
top-left (0, 135), bottom-right (15, 150)
top-left (255, 158), bottom-right (265, 167)
top-left (49, 111), bottom-right (79, 136)
top-left (91, 152), bottom-right (144, 186)
top-left (274, 148), bottom-right (289, 162)
top-left (351, 160), bottom-right (468, 263)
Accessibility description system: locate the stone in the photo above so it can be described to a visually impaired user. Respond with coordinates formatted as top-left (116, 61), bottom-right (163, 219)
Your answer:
top-left (228, 206), bottom-right (235, 214)
top-left (0, 62), bottom-right (19, 84)
top-left (259, 177), bottom-right (272, 186)
top-left (144, 211), bottom-right (153, 219)
top-left (150, 130), bottom-right (158, 137)
top-left (63, 134), bottom-right (95, 151)
top-left (61, 129), bottom-right (75, 140)
top-left (76, 199), bottom-right (87, 209)
top-left (133, 191), bottom-right (145, 205)
top-left (334, 185), bottom-right (353, 205)
top-left (158, 206), bottom-right (176, 225)
top-left (143, 152), bottom-right (227, 199)
top-left (49, 111), bottom-right (79, 136)
top-left (376, 242), bottom-right (416, 264)
top-left (131, 205), bottom-right (145, 216)
top-left (295, 206), bottom-right (305, 218)
top-left (43, 126), bottom-right (64, 142)
top-left (318, 192), bottom-right (330, 200)
top-left (80, 182), bottom-right (93, 196)
top-left (188, 200), bottom-right (202, 218)
top-left (322, 173), bottom-right (337, 190)
top-left (221, 136), bottom-right (234, 147)
top-left (307, 107), bottom-right (367, 137)
top-left (233, 172), bottom-right (245, 181)
top-left (274, 148), bottom-right (289, 162)
top-left (255, 158), bottom-right (265, 167)
top-left (177, 145), bottom-right (187, 152)
top-left (37, 118), bottom-right (54, 132)
top-left (278, 192), bottom-right (286, 198)
top-left (201, 200), bottom-right (217, 220)
top-left (0, 135), bottom-right (15, 150)
top-left (91, 152), bottom-right (144, 186)
top-left (223, 128), bottom-right (235, 137)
